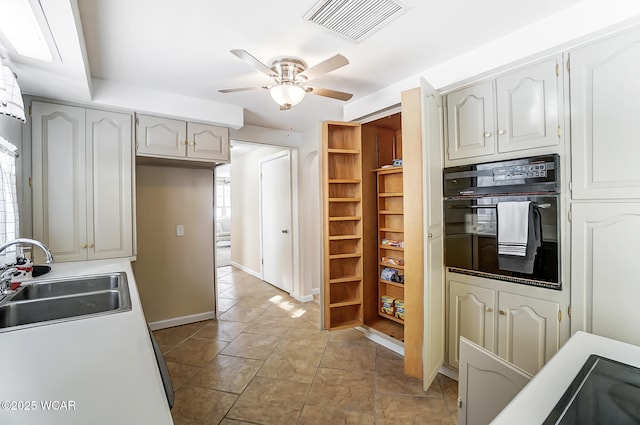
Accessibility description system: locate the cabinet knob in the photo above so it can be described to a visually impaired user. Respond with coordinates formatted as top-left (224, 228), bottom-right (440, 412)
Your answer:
top-left (498, 129), bottom-right (506, 135)
top-left (485, 307), bottom-right (493, 312)
top-left (484, 132), bottom-right (492, 138)
top-left (181, 140), bottom-right (188, 145)
top-left (81, 243), bottom-right (87, 249)
top-left (499, 310), bottom-right (506, 316)
top-left (428, 233), bottom-right (433, 239)
top-left (189, 141), bottom-right (196, 146)
top-left (88, 243), bottom-right (94, 248)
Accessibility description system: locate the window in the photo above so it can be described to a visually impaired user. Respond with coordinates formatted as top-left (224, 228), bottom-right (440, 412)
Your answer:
top-left (216, 178), bottom-right (231, 218)
top-left (0, 136), bottom-right (18, 266)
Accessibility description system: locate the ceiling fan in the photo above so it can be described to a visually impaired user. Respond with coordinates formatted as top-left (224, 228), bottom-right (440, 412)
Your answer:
top-left (219, 49), bottom-right (353, 110)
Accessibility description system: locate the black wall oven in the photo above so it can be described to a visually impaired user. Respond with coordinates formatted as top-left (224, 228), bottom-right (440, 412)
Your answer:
top-left (443, 154), bottom-right (561, 289)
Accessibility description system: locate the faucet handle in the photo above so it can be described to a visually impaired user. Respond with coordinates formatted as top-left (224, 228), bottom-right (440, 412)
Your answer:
top-left (0, 267), bottom-right (18, 294)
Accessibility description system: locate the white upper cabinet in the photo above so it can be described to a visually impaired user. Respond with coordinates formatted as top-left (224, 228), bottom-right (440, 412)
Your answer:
top-left (86, 109), bottom-right (134, 260)
top-left (446, 56), bottom-right (562, 164)
top-left (447, 80), bottom-right (496, 161)
top-left (136, 114), bottom-right (230, 163)
top-left (32, 102), bottom-right (133, 262)
top-left (187, 122), bottom-right (230, 161)
top-left (570, 27), bottom-right (640, 200)
top-left (496, 57), bottom-right (561, 153)
top-left (136, 115), bottom-right (185, 158)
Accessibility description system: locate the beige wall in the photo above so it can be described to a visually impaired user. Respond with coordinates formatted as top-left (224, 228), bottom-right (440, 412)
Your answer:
top-left (133, 165), bottom-right (215, 323)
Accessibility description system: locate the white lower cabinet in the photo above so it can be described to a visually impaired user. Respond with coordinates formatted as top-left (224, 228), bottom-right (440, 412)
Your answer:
top-left (32, 102), bottom-right (134, 262)
top-left (448, 281), bottom-right (495, 369)
top-left (571, 202), bottom-right (640, 345)
top-left (458, 337), bottom-right (532, 425)
top-left (448, 276), bottom-right (561, 375)
top-left (497, 291), bottom-right (560, 376)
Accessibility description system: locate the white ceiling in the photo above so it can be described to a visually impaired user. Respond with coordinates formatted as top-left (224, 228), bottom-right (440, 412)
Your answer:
top-left (4, 0), bottom-right (640, 134)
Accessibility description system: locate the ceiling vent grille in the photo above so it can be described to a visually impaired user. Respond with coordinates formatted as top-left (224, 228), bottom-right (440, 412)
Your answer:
top-left (303, 0), bottom-right (410, 42)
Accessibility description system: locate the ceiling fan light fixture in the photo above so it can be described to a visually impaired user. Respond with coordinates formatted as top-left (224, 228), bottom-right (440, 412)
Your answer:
top-left (270, 84), bottom-right (305, 108)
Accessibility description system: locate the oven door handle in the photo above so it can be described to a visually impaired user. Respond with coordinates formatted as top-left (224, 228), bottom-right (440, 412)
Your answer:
top-left (451, 203), bottom-right (551, 209)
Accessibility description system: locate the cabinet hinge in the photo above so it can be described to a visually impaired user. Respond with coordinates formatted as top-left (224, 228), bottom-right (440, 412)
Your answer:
top-left (135, 117), bottom-right (139, 125)
top-left (558, 310), bottom-right (562, 322)
top-left (566, 58), bottom-right (570, 73)
top-left (568, 207), bottom-right (572, 223)
top-left (568, 305), bottom-right (572, 318)
top-left (28, 104), bottom-right (32, 117)
top-left (555, 63), bottom-right (560, 77)
top-left (28, 176), bottom-right (32, 188)
top-left (568, 181), bottom-right (572, 193)
top-left (557, 126), bottom-right (562, 138)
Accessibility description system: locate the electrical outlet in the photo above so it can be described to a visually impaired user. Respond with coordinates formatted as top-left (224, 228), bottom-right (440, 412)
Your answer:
top-left (176, 225), bottom-right (184, 236)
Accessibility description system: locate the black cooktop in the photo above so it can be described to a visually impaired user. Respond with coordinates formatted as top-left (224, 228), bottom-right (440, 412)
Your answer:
top-left (543, 355), bottom-right (640, 424)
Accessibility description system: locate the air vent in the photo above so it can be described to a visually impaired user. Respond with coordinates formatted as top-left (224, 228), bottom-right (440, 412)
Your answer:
top-left (304, 0), bottom-right (410, 42)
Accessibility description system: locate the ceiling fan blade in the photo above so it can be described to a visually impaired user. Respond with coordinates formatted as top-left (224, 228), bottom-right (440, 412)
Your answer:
top-left (307, 87), bottom-right (353, 101)
top-left (298, 54), bottom-right (349, 81)
top-left (218, 86), bottom-right (269, 93)
top-left (230, 49), bottom-right (274, 77)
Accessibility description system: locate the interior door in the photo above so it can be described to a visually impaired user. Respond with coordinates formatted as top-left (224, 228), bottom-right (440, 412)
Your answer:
top-left (458, 337), bottom-right (532, 425)
top-left (421, 76), bottom-right (446, 389)
top-left (260, 151), bottom-right (293, 293)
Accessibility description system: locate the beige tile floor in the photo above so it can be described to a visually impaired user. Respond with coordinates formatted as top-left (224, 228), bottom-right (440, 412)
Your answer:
top-left (153, 266), bottom-right (459, 425)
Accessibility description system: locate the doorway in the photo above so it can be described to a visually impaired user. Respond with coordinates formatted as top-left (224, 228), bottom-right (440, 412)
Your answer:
top-left (260, 150), bottom-right (293, 292)
top-left (215, 141), bottom-right (299, 302)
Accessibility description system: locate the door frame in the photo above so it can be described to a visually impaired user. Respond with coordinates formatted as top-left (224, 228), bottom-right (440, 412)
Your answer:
top-left (258, 148), bottom-right (302, 298)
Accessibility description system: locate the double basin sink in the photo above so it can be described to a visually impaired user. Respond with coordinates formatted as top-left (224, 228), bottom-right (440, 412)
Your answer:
top-left (0, 272), bottom-right (131, 332)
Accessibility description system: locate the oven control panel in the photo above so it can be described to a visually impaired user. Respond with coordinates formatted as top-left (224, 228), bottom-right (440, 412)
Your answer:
top-left (492, 163), bottom-right (547, 180)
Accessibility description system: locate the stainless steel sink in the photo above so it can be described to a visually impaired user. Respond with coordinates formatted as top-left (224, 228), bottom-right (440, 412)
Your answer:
top-left (10, 274), bottom-right (120, 301)
top-left (0, 272), bottom-right (131, 332)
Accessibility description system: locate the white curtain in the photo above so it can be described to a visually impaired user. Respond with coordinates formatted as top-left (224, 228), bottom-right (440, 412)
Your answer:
top-left (0, 136), bottom-right (18, 267)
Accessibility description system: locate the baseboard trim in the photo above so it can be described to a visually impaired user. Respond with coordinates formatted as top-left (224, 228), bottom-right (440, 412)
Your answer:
top-left (230, 261), bottom-right (261, 279)
top-left (439, 366), bottom-right (459, 381)
top-left (294, 293), bottom-right (314, 303)
top-left (148, 311), bottom-right (215, 330)
top-left (311, 287), bottom-right (320, 295)
top-left (356, 325), bottom-right (405, 356)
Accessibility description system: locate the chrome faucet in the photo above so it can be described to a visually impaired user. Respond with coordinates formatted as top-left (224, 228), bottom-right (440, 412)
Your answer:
top-left (0, 238), bottom-right (54, 294)
top-left (0, 267), bottom-right (18, 295)
top-left (0, 238), bottom-right (55, 264)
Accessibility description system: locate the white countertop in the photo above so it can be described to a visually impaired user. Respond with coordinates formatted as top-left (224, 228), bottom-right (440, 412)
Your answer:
top-left (0, 259), bottom-right (173, 425)
top-left (492, 331), bottom-right (640, 424)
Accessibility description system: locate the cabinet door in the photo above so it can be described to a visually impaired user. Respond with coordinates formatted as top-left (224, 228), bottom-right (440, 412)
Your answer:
top-left (421, 77), bottom-right (446, 388)
top-left (448, 281), bottom-right (496, 369)
top-left (458, 337), bottom-right (531, 425)
top-left (86, 109), bottom-right (133, 260)
top-left (32, 102), bottom-right (88, 262)
top-left (497, 292), bottom-right (560, 375)
top-left (496, 57), bottom-right (560, 153)
top-left (187, 122), bottom-right (229, 161)
top-left (571, 202), bottom-right (640, 345)
top-left (136, 114), bottom-right (186, 158)
top-left (447, 80), bottom-right (495, 161)
top-left (570, 28), bottom-right (640, 199)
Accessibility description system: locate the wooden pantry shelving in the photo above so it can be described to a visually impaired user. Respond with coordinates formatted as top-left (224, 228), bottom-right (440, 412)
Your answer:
top-left (322, 122), bottom-right (365, 330)
top-left (376, 166), bottom-right (405, 325)
top-left (321, 105), bottom-right (424, 379)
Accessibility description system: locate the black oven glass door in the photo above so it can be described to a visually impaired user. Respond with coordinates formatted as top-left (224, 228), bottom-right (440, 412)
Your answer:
top-left (444, 195), bottom-right (559, 286)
